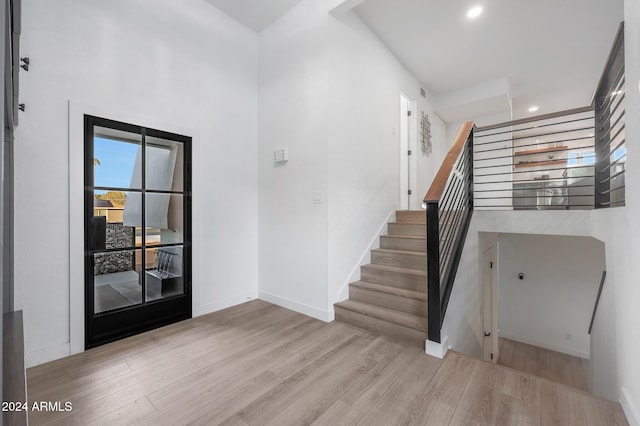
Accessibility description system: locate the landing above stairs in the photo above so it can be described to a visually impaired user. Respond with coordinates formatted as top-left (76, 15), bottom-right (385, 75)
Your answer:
top-left (335, 210), bottom-right (428, 347)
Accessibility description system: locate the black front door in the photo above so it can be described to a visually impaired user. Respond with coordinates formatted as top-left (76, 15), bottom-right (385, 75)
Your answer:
top-left (84, 115), bottom-right (192, 348)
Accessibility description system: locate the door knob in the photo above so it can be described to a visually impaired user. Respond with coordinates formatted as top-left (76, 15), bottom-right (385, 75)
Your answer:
top-left (484, 331), bottom-right (491, 337)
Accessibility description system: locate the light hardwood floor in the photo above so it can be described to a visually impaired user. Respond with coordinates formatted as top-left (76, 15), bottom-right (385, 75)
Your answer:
top-left (498, 337), bottom-right (590, 392)
top-left (27, 300), bottom-right (627, 425)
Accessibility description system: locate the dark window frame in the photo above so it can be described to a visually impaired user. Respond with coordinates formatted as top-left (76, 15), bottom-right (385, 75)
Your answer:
top-left (84, 115), bottom-right (192, 348)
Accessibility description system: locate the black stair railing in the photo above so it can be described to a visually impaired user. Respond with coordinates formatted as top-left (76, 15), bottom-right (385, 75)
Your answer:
top-left (595, 22), bottom-right (626, 208)
top-left (472, 22), bottom-right (625, 212)
top-left (424, 122), bottom-right (474, 343)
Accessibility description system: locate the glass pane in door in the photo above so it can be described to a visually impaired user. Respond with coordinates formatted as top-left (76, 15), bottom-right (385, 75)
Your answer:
top-left (93, 127), bottom-right (142, 189)
top-left (94, 249), bottom-right (142, 313)
top-left (145, 193), bottom-right (184, 246)
top-left (145, 136), bottom-right (184, 192)
top-left (93, 190), bottom-right (140, 249)
top-left (144, 246), bottom-right (184, 301)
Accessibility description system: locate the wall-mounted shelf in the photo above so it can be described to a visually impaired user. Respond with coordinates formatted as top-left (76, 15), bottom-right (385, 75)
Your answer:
top-left (514, 159), bottom-right (567, 169)
top-left (515, 145), bottom-right (568, 169)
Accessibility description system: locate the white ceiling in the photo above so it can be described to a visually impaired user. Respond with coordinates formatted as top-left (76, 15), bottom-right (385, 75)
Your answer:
top-left (204, 0), bottom-right (624, 121)
top-left (355, 0), bottom-right (624, 120)
top-left (205, 0), bottom-right (305, 32)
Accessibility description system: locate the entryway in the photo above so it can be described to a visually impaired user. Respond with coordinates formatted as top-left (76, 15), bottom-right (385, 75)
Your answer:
top-left (481, 232), bottom-right (605, 393)
top-left (84, 115), bottom-right (192, 348)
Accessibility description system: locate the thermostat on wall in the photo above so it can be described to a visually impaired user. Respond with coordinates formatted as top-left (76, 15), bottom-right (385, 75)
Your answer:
top-left (273, 148), bottom-right (288, 163)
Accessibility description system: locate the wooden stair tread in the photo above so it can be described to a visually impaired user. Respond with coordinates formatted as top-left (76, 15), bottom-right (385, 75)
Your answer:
top-left (350, 281), bottom-right (426, 301)
top-left (382, 234), bottom-right (426, 240)
top-left (362, 263), bottom-right (427, 277)
top-left (372, 248), bottom-right (426, 256)
top-left (334, 211), bottom-right (428, 343)
top-left (335, 300), bottom-right (427, 332)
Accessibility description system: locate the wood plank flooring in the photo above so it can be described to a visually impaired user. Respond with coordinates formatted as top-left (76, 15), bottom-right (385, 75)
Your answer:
top-left (498, 337), bottom-right (590, 392)
top-left (27, 300), bottom-right (627, 425)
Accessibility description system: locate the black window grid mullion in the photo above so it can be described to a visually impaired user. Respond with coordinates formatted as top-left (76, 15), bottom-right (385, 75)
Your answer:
top-left (85, 116), bottom-right (96, 321)
top-left (141, 128), bottom-right (147, 304)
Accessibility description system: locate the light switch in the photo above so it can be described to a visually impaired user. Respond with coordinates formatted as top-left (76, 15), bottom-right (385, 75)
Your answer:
top-left (273, 148), bottom-right (288, 163)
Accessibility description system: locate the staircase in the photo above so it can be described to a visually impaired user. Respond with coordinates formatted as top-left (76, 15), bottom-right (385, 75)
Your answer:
top-left (334, 210), bottom-right (427, 346)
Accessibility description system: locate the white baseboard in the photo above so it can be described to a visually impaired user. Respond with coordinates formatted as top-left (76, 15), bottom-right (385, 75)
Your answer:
top-left (425, 335), bottom-right (449, 359)
top-left (621, 386), bottom-right (640, 426)
top-left (336, 210), bottom-right (396, 302)
top-left (258, 291), bottom-right (333, 322)
top-left (26, 343), bottom-right (71, 368)
top-left (196, 292), bottom-right (258, 317)
top-left (498, 331), bottom-right (589, 359)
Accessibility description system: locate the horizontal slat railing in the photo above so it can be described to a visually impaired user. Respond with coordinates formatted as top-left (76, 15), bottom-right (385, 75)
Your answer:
top-left (474, 108), bottom-right (596, 210)
top-left (425, 122), bottom-right (474, 343)
top-left (594, 22), bottom-right (626, 208)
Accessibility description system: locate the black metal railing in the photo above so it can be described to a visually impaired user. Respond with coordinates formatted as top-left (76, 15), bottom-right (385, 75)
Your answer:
top-left (423, 23), bottom-right (625, 345)
top-left (474, 107), bottom-right (596, 210)
top-left (595, 22), bottom-right (626, 208)
top-left (425, 122), bottom-right (474, 343)
top-left (473, 22), bottom-right (625, 212)
top-left (589, 271), bottom-right (607, 334)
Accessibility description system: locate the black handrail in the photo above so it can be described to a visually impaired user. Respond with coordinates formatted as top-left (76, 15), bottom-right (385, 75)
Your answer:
top-left (425, 123), bottom-right (474, 343)
top-left (589, 271), bottom-right (607, 334)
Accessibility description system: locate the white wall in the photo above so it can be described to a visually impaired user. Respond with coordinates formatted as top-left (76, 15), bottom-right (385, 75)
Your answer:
top-left (588, 0), bottom-right (640, 422)
top-left (15, 0), bottom-right (259, 366)
top-left (327, 9), bottom-right (444, 309)
top-left (257, 0), bottom-right (332, 320)
top-left (497, 234), bottom-right (604, 358)
top-left (258, 1), bottom-right (445, 319)
top-left (416, 103), bottom-right (446, 205)
top-left (440, 210), bottom-right (593, 359)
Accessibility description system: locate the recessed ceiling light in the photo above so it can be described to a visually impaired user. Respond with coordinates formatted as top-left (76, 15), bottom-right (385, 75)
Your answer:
top-left (528, 106), bottom-right (539, 113)
top-left (467, 6), bottom-right (483, 19)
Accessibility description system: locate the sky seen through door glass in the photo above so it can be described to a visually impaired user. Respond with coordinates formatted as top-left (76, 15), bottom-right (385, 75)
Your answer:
top-left (94, 137), bottom-right (138, 189)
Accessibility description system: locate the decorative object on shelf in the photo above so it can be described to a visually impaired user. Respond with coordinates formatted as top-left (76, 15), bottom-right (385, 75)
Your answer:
top-left (420, 111), bottom-right (432, 156)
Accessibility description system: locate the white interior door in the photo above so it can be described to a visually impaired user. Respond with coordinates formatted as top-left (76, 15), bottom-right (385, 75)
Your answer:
top-left (400, 93), bottom-right (414, 209)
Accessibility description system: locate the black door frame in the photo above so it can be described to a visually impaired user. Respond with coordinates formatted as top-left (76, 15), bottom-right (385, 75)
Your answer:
top-left (84, 115), bottom-right (192, 348)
